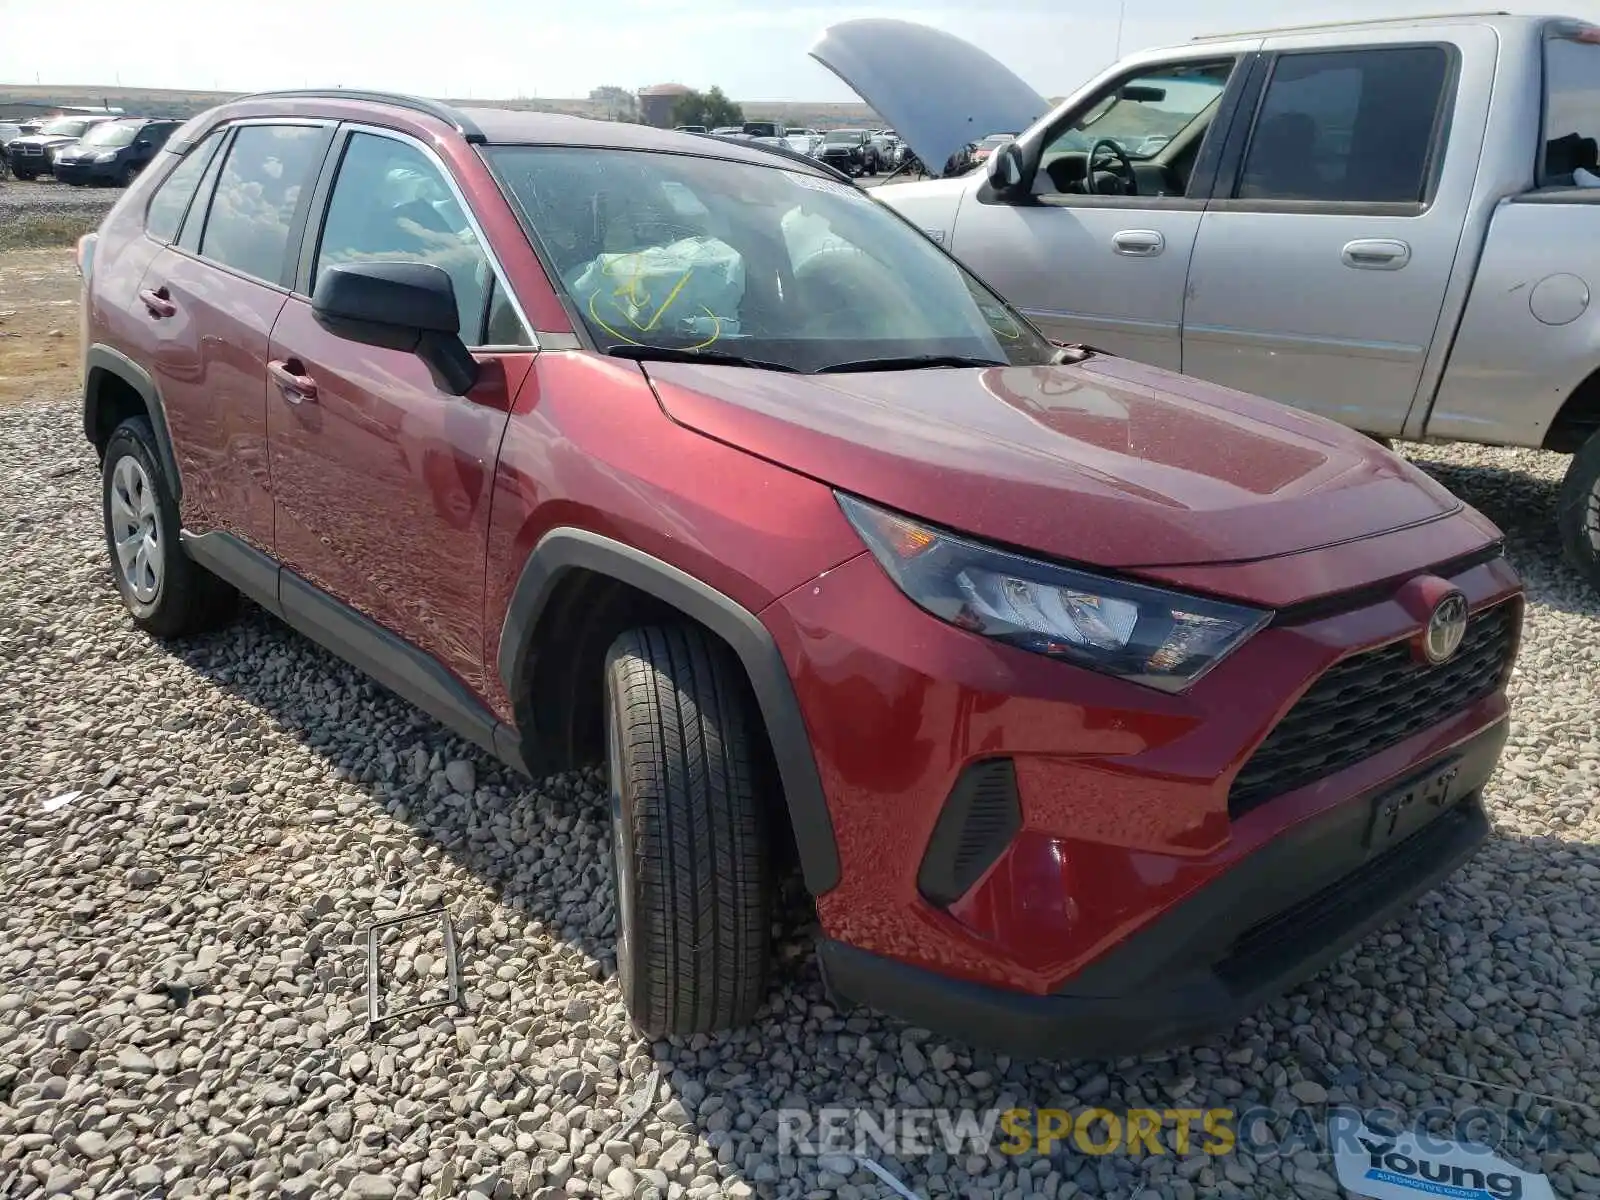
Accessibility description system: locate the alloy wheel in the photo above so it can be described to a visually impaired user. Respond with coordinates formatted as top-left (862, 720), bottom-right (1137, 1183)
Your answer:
top-left (109, 455), bottom-right (162, 603)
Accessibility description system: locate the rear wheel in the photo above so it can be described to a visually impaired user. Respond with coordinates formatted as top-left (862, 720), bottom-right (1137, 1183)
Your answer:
top-left (604, 624), bottom-right (772, 1036)
top-left (1557, 430), bottom-right (1600, 591)
top-left (13, 170), bottom-right (36, 181)
top-left (101, 417), bottom-right (238, 637)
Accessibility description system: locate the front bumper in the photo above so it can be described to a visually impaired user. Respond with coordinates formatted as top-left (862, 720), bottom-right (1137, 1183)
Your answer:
top-left (820, 727), bottom-right (1499, 1058)
top-left (51, 161), bottom-right (109, 184)
top-left (764, 535), bottom-right (1520, 1049)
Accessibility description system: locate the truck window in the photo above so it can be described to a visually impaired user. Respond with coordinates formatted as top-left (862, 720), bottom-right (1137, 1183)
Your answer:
top-left (1237, 46), bottom-right (1450, 204)
top-left (1542, 24), bottom-right (1600, 185)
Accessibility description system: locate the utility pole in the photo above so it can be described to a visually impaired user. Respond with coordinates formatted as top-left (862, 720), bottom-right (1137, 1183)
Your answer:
top-left (1114, 0), bottom-right (1127, 59)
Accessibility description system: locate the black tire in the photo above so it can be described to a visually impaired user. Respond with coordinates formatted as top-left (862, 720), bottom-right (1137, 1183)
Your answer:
top-left (604, 624), bottom-right (771, 1036)
top-left (13, 170), bottom-right (36, 182)
top-left (1557, 430), bottom-right (1600, 591)
top-left (101, 416), bottom-right (237, 637)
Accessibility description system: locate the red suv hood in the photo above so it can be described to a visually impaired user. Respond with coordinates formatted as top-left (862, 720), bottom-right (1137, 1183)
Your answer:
top-left (644, 355), bottom-right (1462, 569)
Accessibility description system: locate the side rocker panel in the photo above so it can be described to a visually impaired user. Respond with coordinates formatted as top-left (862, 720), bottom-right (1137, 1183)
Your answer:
top-left (498, 528), bottom-right (842, 895)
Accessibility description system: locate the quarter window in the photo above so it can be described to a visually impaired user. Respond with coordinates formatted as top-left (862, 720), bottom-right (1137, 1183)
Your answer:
top-left (1237, 47), bottom-right (1451, 204)
top-left (198, 124), bottom-right (326, 283)
top-left (144, 131), bottom-right (222, 244)
top-left (314, 132), bottom-right (523, 346)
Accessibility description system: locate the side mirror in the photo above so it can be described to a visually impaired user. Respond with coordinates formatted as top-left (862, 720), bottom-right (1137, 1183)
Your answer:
top-left (312, 261), bottom-right (479, 395)
top-left (986, 141), bottom-right (1028, 196)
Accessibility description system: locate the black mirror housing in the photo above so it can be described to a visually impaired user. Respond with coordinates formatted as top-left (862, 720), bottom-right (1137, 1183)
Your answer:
top-left (312, 261), bottom-right (479, 395)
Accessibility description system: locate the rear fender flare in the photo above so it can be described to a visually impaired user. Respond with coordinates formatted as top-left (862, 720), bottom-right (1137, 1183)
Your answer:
top-left (84, 343), bottom-right (183, 500)
top-left (498, 529), bottom-right (841, 895)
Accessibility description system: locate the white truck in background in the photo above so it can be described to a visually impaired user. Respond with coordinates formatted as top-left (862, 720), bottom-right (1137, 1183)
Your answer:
top-left (813, 13), bottom-right (1600, 589)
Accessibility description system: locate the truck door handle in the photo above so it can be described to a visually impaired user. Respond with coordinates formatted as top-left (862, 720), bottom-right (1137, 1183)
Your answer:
top-left (268, 359), bottom-right (319, 404)
top-left (1112, 230), bottom-right (1165, 257)
top-left (138, 286), bottom-right (176, 318)
top-left (1342, 239), bottom-right (1411, 270)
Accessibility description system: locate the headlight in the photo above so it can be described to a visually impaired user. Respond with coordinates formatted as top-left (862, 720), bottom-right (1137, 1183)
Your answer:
top-left (93, 151), bottom-right (119, 163)
top-left (838, 494), bottom-right (1269, 692)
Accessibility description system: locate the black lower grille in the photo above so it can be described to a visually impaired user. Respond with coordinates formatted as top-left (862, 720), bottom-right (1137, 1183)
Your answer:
top-left (918, 759), bottom-right (1021, 907)
top-left (1229, 603), bottom-right (1515, 818)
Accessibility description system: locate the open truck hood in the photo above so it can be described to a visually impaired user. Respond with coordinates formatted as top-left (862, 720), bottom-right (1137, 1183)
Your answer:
top-left (809, 19), bottom-right (1049, 173)
top-left (643, 355), bottom-right (1462, 572)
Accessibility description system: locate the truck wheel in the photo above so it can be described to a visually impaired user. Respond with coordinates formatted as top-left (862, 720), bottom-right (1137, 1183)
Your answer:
top-left (1557, 432), bottom-right (1600, 590)
top-left (101, 416), bottom-right (238, 637)
top-left (13, 170), bottom-right (36, 182)
top-left (604, 624), bottom-right (772, 1036)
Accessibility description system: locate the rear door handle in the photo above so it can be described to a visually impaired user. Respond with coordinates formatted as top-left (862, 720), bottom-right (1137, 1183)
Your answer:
top-left (1112, 230), bottom-right (1165, 257)
top-left (267, 359), bottom-right (318, 404)
top-left (138, 286), bottom-right (176, 318)
top-left (1342, 239), bottom-right (1411, 270)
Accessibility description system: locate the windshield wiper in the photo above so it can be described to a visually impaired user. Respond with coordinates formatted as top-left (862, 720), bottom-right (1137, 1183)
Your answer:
top-left (604, 345), bottom-right (800, 373)
top-left (814, 354), bottom-right (1006, 374)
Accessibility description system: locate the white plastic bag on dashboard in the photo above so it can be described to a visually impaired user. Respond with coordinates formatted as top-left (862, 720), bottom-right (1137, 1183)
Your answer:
top-left (565, 236), bottom-right (745, 343)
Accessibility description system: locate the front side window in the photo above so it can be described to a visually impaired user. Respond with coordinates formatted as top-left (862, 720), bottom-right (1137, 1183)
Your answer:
top-left (145, 130), bottom-right (223, 243)
top-left (488, 146), bottom-right (1055, 372)
top-left (1542, 23), bottom-right (1600, 184)
top-left (199, 124), bottom-right (326, 284)
top-left (1237, 46), bottom-right (1450, 204)
top-left (314, 132), bottom-right (523, 346)
top-left (1038, 60), bottom-right (1234, 198)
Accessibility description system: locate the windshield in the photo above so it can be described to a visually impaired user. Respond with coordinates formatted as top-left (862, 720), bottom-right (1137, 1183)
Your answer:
top-left (82, 122), bottom-right (138, 148)
top-left (1050, 65), bottom-right (1231, 159)
top-left (39, 119), bottom-right (90, 138)
top-left (824, 130), bottom-right (861, 143)
top-left (487, 146), bottom-right (1055, 372)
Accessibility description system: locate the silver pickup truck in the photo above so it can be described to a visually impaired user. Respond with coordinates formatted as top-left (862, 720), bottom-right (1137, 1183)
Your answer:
top-left (812, 13), bottom-right (1600, 589)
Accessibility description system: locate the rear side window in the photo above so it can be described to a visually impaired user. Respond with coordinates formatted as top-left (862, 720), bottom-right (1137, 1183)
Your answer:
top-left (1542, 24), bottom-right (1600, 184)
top-left (199, 124), bottom-right (327, 284)
top-left (144, 131), bottom-right (222, 243)
top-left (1237, 46), bottom-right (1451, 204)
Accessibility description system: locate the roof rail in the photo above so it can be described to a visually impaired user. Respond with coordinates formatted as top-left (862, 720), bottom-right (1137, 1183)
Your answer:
top-left (693, 131), bottom-right (858, 186)
top-left (231, 89), bottom-right (486, 143)
top-left (1191, 10), bottom-right (1509, 41)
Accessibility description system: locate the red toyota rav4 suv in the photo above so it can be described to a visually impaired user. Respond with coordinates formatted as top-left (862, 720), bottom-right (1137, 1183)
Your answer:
top-left (79, 91), bottom-right (1522, 1057)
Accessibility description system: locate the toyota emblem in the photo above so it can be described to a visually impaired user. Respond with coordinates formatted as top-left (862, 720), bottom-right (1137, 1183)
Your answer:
top-left (1423, 592), bottom-right (1469, 664)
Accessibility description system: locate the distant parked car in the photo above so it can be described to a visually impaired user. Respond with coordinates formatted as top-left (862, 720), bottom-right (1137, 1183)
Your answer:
top-left (817, 128), bottom-right (879, 176)
top-left (785, 128), bottom-right (822, 156)
top-left (54, 118), bottom-right (180, 187)
top-left (6, 115), bottom-right (117, 180)
top-left (971, 133), bottom-right (1018, 165)
top-left (673, 124), bottom-right (708, 134)
top-left (0, 122), bottom-right (21, 179)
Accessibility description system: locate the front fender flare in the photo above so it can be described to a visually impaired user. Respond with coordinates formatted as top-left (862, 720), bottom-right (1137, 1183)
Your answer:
top-left (498, 529), bottom-right (841, 896)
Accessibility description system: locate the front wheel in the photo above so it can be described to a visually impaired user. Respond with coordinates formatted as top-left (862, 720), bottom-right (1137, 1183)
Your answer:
top-left (604, 625), bottom-right (772, 1036)
top-left (1557, 431), bottom-right (1600, 590)
top-left (13, 170), bottom-right (36, 181)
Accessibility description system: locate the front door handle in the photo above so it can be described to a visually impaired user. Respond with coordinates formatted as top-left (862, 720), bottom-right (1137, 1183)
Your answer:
top-left (267, 359), bottom-right (319, 404)
top-left (1342, 239), bottom-right (1411, 270)
top-left (1112, 230), bottom-right (1165, 257)
top-left (138, 286), bottom-right (176, 318)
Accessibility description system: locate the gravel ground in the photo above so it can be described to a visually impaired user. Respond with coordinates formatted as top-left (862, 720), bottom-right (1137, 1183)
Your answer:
top-left (1, 400), bottom-right (1597, 1200)
top-left (0, 179), bottom-right (120, 219)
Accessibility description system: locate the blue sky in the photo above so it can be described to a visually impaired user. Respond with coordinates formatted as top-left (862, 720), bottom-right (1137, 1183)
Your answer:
top-left (2, 0), bottom-right (1593, 100)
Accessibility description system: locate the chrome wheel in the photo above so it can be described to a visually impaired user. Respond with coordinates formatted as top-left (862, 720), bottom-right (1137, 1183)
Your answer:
top-left (607, 692), bottom-right (634, 998)
top-left (109, 455), bottom-right (162, 604)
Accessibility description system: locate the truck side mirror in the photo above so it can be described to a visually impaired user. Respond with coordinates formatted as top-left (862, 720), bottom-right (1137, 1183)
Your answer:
top-left (986, 141), bottom-right (1029, 197)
